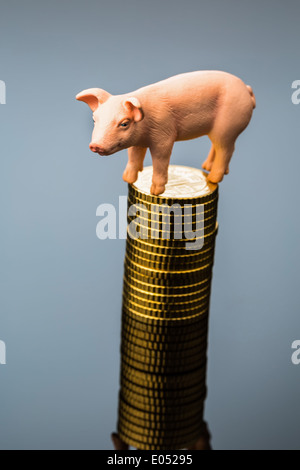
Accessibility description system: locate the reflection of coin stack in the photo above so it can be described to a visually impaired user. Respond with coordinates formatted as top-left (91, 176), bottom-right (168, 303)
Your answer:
top-left (117, 165), bottom-right (219, 450)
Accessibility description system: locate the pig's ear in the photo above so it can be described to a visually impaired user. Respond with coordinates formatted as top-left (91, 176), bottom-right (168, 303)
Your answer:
top-left (76, 88), bottom-right (111, 111)
top-left (124, 97), bottom-right (144, 122)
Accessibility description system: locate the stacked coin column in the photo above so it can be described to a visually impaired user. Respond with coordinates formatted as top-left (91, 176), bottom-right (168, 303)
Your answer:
top-left (117, 166), bottom-right (219, 450)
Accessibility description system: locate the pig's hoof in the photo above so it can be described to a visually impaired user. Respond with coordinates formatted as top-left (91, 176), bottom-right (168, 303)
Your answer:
top-left (207, 170), bottom-right (224, 183)
top-left (202, 160), bottom-right (213, 171)
top-left (150, 183), bottom-right (166, 196)
top-left (123, 168), bottom-right (138, 184)
top-left (111, 432), bottom-right (129, 450)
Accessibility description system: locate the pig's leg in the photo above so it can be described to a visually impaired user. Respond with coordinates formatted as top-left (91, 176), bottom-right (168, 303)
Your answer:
top-left (123, 146), bottom-right (147, 184)
top-left (150, 142), bottom-right (173, 195)
top-left (207, 141), bottom-right (235, 183)
top-left (202, 144), bottom-right (215, 172)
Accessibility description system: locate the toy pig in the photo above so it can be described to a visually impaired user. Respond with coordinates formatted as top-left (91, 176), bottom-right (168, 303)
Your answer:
top-left (76, 71), bottom-right (255, 195)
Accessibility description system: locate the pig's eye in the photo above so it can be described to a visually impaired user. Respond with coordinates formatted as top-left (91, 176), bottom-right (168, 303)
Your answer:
top-left (119, 119), bottom-right (130, 128)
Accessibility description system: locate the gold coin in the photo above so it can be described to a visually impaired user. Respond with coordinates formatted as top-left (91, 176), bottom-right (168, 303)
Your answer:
top-left (126, 204), bottom-right (218, 233)
top-left (125, 247), bottom-right (215, 271)
top-left (118, 418), bottom-right (204, 448)
top-left (121, 305), bottom-right (210, 323)
top-left (120, 374), bottom-right (207, 396)
top-left (120, 354), bottom-right (207, 376)
top-left (128, 187), bottom-right (218, 207)
top-left (121, 329), bottom-right (209, 349)
top-left (121, 335), bottom-right (207, 357)
top-left (124, 267), bottom-right (212, 289)
top-left (119, 394), bottom-right (204, 417)
top-left (121, 307), bottom-right (209, 329)
top-left (121, 324), bottom-right (208, 348)
top-left (127, 222), bottom-right (217, 244)
top-left (127, 224), bottom-right (218, 247)
top-left (120, 367), bottom-right (207, 390)
top-left (122, 276), bottom-right (211, 300)
top-left (118, 416), bottom-right (204, 441)
top-left (126, 238), bottom-right (216, 259)
top-left (123, 272), bottom-right (212, 294)
top-left (117, 429), bottom-right (201, 450)
top-left (120, 392), bottom-right (206, 412)
top-left (122, 290), bottom-right (210, 312)
top-left (127, 215), bottom-right (216, 232)
top-left (119, 401), bottom-right (204, 425)
top-left (130, 166), bottom-right (218, 200)
top-left (121, 296), bottom-right (210, 317)
top-left (127, 211), bottom-right (217, 229)
top-left (121, 323), bottom-right (209, 346)
top-left (125, 255), bottom-right (213, 277)
top-left (121, 379), bottom-right (206, 400)
top-left (126, 231), bottom-right (218, 254)
top-left (121, 339), bottom-right (208, 363)
top-left (117, 428), bottom-right (198, 450)
top-left (118, 407), bottom-right (203, 431)
top-left (127, 191), bottom-right (218, 211)
top-left (126, 198), bottom-right (218, 226)
top-left (126, 199), bottom-right (220, 232)
top-left (119, 399), bottom-right (206, 419)
top-left (121, 350), bottom-right (206, 375)
top-left (120, 362), bottom-right (206, 386)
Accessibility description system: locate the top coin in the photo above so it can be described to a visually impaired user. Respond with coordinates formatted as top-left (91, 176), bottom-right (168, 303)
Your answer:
top-left (132, 165), bottom-right (217, 199)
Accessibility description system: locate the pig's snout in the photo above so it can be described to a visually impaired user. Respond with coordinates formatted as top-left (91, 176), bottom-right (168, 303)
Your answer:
top-left (89, 142), bottom-right (107, 155)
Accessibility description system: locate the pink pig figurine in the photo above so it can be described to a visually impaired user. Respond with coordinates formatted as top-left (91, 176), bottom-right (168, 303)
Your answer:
top-left (76, 71), bottom-right (255, 195)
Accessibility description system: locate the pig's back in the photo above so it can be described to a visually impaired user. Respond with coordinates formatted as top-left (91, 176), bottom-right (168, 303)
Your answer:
top-left (137, 71), bottom-right (242, 106)
top-left (137, 71), bottom-right (239, 139)
top-left (135, 71), bottom-right (249, 141)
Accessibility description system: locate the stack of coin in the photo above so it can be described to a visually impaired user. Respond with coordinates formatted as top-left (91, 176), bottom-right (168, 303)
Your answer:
top-left (117, 165), bottom-right (218, 450)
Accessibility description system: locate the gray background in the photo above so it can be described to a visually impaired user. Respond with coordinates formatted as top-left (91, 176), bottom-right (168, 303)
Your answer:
top-left (0, 0), bottom-right (299, 450)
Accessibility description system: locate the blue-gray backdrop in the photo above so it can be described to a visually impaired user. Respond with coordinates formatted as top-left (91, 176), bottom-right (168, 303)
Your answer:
top-left (0, 0), bottom-right (299, 450)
